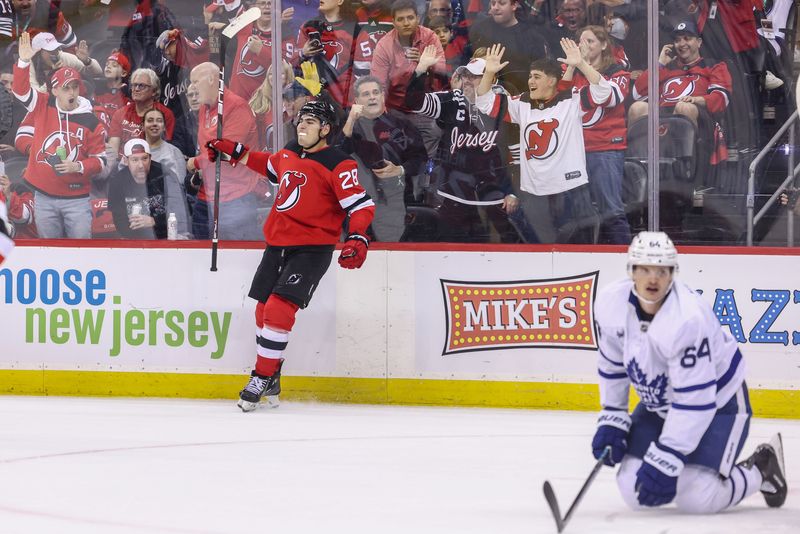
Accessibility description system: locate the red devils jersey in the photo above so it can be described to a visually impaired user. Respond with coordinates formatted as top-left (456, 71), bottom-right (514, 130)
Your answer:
top-left (572, 65), bottom-right (629, 152)
top-left (109, 102), bottom-right (175, 156)
top-left (94, 86), bottom-right (131, 118)
top-left (262, 142), bottom-right (375, 246)
top-left (12, 62), bottom-right (107, 198)
top-left (632, 58), bottom-right (732, 114)
top-left (93, 105), bottom-right (113, 131)
top-left (611, 43), bottom-right (630, 70)
top-left (297, 19), bottom-right (358, 107)
top-left (230, 23), bottom-right (294, 101)
top-left (352, 10), bottom-right (393, 77)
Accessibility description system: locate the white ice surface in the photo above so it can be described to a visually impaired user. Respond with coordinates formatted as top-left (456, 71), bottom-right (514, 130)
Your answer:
top-left (0, 396), bottom-right (797, 534)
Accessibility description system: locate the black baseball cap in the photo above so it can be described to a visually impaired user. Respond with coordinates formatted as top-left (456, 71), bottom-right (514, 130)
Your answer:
top-left (283, 80), bottom-right (312, 100)
top-left (672, 20), bottom-right (700, 38)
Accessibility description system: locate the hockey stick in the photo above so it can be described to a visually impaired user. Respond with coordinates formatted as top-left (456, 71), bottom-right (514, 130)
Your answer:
top-left (542, 446), bottom-right (610, 533)
top-left (210, 6), bottom-right (261, 271)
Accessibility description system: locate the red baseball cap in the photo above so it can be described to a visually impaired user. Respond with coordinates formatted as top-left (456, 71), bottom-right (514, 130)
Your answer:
top-left (205, 0), bottom-right (241, 13)
top-left (107, 51), bottom-right (131, 74)
top-left (51, 67), bottom-right (82, 89)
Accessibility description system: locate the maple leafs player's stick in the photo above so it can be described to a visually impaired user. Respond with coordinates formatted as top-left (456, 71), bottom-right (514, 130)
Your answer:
top-left (210, 6), bottom-right (261, 271)
top-left (542, 446), bottom-right (610, 533)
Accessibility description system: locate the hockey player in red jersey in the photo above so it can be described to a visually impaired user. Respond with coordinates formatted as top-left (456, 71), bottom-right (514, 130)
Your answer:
top-left (207, 100), bottom-right (375, 411)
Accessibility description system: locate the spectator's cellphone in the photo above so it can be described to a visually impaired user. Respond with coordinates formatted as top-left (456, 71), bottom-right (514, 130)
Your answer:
top-left (308, 31), bottom-right (322, 48)
top-left (370, 160), bottom-right (388, 169)
top-left (46, 154), bottom-right (63, 173)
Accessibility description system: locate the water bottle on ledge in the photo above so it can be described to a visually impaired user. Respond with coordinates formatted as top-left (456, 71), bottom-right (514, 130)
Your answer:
top-left (167, 212), bottom-right (178, 240)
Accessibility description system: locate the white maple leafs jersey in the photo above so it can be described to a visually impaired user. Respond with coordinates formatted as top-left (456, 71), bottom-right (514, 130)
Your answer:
top-left (594, 278), bottom-right (746, 456)
top-left (475, 78), bottom-right (611, 196)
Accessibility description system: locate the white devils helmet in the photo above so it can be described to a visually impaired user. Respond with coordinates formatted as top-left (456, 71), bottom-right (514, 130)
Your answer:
top-left (627, 231), bottom-right (678, 274)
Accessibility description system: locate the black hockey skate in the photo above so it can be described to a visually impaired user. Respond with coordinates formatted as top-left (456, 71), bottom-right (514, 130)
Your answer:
top-left (237, 359), bottom-right (284, 412)
top-left (738, 433), bottom-right (787, 508)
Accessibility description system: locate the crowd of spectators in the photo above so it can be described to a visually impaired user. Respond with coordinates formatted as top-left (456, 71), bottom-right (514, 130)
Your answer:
top-left (0, 0), bottom-right (794, 244)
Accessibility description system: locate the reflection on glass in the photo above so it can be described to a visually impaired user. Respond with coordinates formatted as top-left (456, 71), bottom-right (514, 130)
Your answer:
top-left (0, 0), bottom-right (795, 246)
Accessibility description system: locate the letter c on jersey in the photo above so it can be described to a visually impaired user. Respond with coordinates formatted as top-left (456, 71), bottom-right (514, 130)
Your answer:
top-left (524, 119), bottom-right (559, 160)
top-left (275, 171), bottom-right (308, 211)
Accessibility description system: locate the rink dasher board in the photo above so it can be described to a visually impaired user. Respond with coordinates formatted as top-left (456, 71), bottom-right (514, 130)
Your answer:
top-left (0, 242), bottom-right (798, 418)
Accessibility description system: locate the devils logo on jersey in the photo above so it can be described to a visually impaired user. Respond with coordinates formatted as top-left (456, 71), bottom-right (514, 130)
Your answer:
top-left (524, 119), bottom-right (559, 160)
top-left (581, 106), bottom-right (604, 128)
top-left (237, 39), bottom-right (270, 78)
top-left (37, 132), bottom-right (80, 164)
top-left (275, 170), bottom-right (308, 211)
top-left (661, 74), bottom-right (700, 103)
top-left (323, 40), bottom-right (344, 69)
top-left (369, 31), bottom-right (387, 47)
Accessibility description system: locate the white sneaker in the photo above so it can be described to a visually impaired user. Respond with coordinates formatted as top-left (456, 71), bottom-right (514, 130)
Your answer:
top-left (764, 70), bottom-right (784, 90)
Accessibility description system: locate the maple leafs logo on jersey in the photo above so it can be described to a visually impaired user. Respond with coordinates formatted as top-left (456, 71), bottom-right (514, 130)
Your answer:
top-left (661, 74), bottom-right (700, 103)
top-left (626, 359), bottom-right (668, 409)
top-left (275, 170), bottom-right (308, 211)
top-left (524, 119), bottom-right (559, 160)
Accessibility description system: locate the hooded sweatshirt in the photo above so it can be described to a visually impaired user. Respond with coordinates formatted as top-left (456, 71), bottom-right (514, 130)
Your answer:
top-left (13, 60), bottom-right (108, 198)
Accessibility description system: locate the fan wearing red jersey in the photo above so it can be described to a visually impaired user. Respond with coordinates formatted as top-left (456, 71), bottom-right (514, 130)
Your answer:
top-left (207, 100), bottom-right (375, 412)
top-left (628, 20), bottom-right (731, 167)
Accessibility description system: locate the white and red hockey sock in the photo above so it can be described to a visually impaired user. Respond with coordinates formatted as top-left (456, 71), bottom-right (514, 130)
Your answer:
top-left (253, 296), bottom-right (298, 377)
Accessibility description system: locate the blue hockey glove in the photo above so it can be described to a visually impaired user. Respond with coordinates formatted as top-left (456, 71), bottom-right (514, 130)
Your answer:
top-left (591, 409), bottom-right (631, 466)
top-left (635, 441), bottom-right (686, 507)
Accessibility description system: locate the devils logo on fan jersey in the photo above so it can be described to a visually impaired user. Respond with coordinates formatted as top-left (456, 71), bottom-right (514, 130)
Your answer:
top-left (524, 119), bottom-right (559, 160)
top-left (581, 105), bottom-right (604, 128)
top-left (37, 131), bottom-right (80, 164)
top-left (275, 171), bottom-right (308, 211)
top-left (237, 39), bottom-right (270, 78)
top-left (661, 74), bottom-right (700, 103)
top-left (323, 40), bottom-right (345, 70)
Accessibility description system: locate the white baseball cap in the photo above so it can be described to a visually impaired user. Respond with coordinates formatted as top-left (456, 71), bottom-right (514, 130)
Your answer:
top-left (31, 32), bottom-right (61, 53)
top-left (123, 138), bottom-right (151, 157)
top-left (464, 58), bottom-right (486, 76)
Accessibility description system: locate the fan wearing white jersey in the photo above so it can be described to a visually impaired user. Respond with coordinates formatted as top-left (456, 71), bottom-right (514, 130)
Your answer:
top-left (474, 40), bottom-right (601, 244)
top-left (592, 231), bottom-right (787, 512)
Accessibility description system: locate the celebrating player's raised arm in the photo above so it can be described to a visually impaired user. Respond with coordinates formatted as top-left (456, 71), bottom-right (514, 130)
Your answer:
top-left (211, 99), bottom-right (374, 413)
